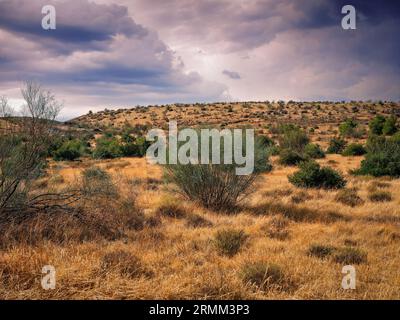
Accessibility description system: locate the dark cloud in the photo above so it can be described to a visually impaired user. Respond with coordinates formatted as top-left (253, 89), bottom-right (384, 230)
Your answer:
top-left (222, 70), bottom-right (241, 80)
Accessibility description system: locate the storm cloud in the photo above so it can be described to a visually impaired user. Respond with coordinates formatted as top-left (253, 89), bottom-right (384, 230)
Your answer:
top-left (0, 0), bottom-right (399, 119)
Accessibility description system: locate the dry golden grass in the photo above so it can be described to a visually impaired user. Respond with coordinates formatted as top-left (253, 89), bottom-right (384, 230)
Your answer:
top-left (1, 153), bottom-right (400, 300)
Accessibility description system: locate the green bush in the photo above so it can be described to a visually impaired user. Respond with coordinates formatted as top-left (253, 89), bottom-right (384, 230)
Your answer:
top-left (339, 119), bottom-right (363, 138)
top-left (288, 161), bottom-right (346, 189)
top-left (53, 139), bottom-right (86, 161)
top-left (93, 136), bottom-right (122, 159)
top-left (382, 116), bottom-right (398, 135)
top-left (304, 143), bottom-right (325, 159)
top-left (164, 133), bottom-right (271, 211)
top-left (121, 137), bottom-right (151, 157)
top-left (279, 127), bottom-right (309, 153)
top-left (354, 137), bottom-right (400, 177)
top-left (369, 115), bottom-right (386, 135)
top-left (326, 137), bottom-right (346, 154)
top-left (342, 143), bottom-right (366, 156)
top-left (279, 149), bottom-right (305, 166)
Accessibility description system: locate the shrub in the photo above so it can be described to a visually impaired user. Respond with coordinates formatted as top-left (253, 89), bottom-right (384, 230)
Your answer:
top-left (155, 198), bottom-right (187, 219)
top-left (93, 136), bottom-right (122, 159)
top-left (369, 115), bottom-right (386, 135)
top-left (304, 143), bottom-right (325, 159)
top-left (342, 143), bottom-right (366, 156)
top-left (214, 229), bottom-right (247, 256)
top-left (368, 191), bottom-right (392, 202)
top-left (121, 137), bottom-right (151, 157)
top-left (354, 137), bottom-right (400, 177)
top-left (333, 247), bottom-right (367, 264)
top-left (335, 188), bottom-right (364, 207)
top-left (53, 139), bottom-right (86, 161)
top-left (279, 127), bottom-right (309, 153)
top-left (382, 116), bottom-right (398, 135)
top-left (326, 137), bottom-right (346, 154)
top-left (240, 262), bottom-right (285, 290)
top-left (279, 149), bottom-right (305, 166)
top-left (339, 119), bottom-right (363, 138)
top-left (288, 161), bottom-right (346, 189)
top-left (164, 132), bottom-right (271, 211)
top-left (185, 214), bottom-right (213, 228)
top-left (307, 244), bottom-right (335, 259)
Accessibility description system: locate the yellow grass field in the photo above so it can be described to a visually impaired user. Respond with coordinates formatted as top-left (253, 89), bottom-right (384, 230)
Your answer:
top-left (1, 151), bottom-right (399, 299)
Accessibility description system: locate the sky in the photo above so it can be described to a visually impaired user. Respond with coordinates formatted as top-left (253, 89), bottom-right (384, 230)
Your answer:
top-left (0, 0), bottom-right (399, 120)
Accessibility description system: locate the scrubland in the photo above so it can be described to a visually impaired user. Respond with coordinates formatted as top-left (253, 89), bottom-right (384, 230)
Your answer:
top-left (1, 99), bottom-right (400, 300)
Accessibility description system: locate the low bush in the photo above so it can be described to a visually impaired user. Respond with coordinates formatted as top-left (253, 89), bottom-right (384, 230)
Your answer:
top-left (382, 116), bottom-right (398, 135)
top-left (369, 115), bottom-right (386, 135)
top-left (304, 143), bottom-right (325, 159)
top-left (278, 127), bottom-right (309, 153)
top-left (326, 137), bottom-right (346, 154)
top-left (214, 229), bottom-right (247, 257)
top-left (279, 149), bottom-right (305, 166)
top-left (93, 136), bottom-right (122, 159)
top-left (155, 198), bottom-right (188, 219)
top-left (353, 137), bottom-right (400, 177)
top-left (339, 119), bottom-right (364, 138)
top-left (53, 139), bottom-right (86, 161)
top-left (342, 143), bottom-right (366, 156)
top-left (164, 132), bottom-right (271, 211)
top-left (288, 161), bottom-right (346, 189)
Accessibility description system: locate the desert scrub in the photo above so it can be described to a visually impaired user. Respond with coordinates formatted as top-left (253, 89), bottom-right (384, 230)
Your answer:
top-left (333, 247), bottom-right (367, 265)
top-left (335, 188), bottom-right (364, 207)
top-left (214, 229), bottom-right (248, 257)
top-left (163, 131), bottom-right (271, 211)
top-left (240, 262), bottom-right (287, 291)
top-left (307, 244), bottom-right (335, 259)
top-left (278, 149), bottom-right (305, 166)
top-left (304, 143), bottom-right (325, 159)
top-left (353, 136), bottom-right (400, 177)
top-left (155, 197), bottom-right (188, 218)
top-left (288, 161), bottom-right (346, 189)
top-left (326, 137), bottom-right (346, 154)
top-left (342, 143), bottom-right (366, 156)
top-left (100, 250), bottom-right (153, 278)
top-left (290, 191), bottom-right (312, 204)
top-left (368, 191), bottom-right (392, 202)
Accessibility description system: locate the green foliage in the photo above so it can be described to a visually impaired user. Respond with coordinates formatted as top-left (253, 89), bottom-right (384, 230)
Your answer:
top-left (288, 161), bottom-right (346, 189)
top-left (279, 149), bottom-right (306, 166)
top-left (354, 136), bottom-right (400, 177)
top-left (304, 143), bottom-right (325, 159)
top-left (93, 136), bottom-right (122, 159)
top-left (279, 127), bottom-right (309, 153)
top-left (339, 119), bottom-right (364, 138)
top-left (121, 137), bottom-right (151, 157)
top-left (369, 115), bottom-right (386, 135)
top-left (382, 116), bottom-right (398, 135)
top-left (53, 139), bottom-right (86, 161)
top-left (341, 143), bottom-right (366, 156)
top-left (164, 132), bottom-right (271, 211)
top-left (326, 137), bottom-right (347, 154)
